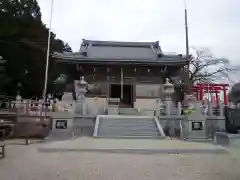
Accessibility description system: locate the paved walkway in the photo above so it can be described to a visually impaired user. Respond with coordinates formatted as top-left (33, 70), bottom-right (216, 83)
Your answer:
top-left (40, 137), bottom-right (227, 154)
top-left (0, 139), bottom-right (240, 180)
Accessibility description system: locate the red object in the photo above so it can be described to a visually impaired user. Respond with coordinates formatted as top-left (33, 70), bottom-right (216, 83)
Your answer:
top-left (215, 92), bottom-right (219, 105)
top-left (191, 83), bottom-right (229, 105)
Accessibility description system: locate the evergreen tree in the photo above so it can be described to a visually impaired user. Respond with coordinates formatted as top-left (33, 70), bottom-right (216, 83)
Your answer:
top-left (0, 0), bottom-right (71, 98)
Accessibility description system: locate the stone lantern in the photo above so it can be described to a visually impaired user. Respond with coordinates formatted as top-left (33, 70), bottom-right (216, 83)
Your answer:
top-left (74, 76), bottom-right (88, 115)
top-left (15, 93), bottom-right (22, 108)
top-left (77, 76), bottom-right (87, 100)
top-left (163, 78), bottom-right (174, 116)
top-left (163, 78), bottom-right (174, 100)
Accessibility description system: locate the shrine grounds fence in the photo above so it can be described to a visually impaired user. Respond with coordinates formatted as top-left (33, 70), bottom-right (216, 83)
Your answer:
top-left (224, 107), bottom-right (240, 133)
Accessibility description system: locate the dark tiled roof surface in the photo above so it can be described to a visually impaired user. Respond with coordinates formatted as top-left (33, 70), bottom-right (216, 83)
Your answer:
top-left (53, 39), bottom-right (189, 65)
top-left (82, 39), bottom-right (159, 47)
top-left (86, 46), bottom-right (157, 60)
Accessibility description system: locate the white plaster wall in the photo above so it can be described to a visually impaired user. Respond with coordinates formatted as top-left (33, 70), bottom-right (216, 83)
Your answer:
top-left (136, 84), bottom-right (162, 97)
top-left (134, 98), bottom-right (158, 109)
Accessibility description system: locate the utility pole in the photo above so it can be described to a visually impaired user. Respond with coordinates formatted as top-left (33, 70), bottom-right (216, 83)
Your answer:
top-left (184, 0), bottom-right (189, 59)
top-left (183, 0), bottom-right (191, 87)
top-left (43, 0), bottom-right (54, 99)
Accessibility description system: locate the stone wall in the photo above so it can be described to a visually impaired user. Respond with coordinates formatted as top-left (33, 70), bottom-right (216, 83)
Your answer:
top-left (158, 116), bottom-right (226, 139)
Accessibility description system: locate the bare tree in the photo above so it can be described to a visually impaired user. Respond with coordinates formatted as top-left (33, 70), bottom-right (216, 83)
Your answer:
top-left (189, 48), bottom-right (240, 84)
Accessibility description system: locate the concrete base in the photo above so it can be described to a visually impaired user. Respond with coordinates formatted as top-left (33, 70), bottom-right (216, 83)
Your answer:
top-left (214, 132), bottom-right (240, 147)
top-left (107, 106), bottom-right (118, 115)
top-left (48, 112), bottom-right (74, 141)
top-left (73, 116), bottom-right (95, 136)
top-left (39, 137), bottom-right (227, 154)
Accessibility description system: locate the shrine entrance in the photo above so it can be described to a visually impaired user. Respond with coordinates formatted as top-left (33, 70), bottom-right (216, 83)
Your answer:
top-left (110, 84), bottom-right (134, 107)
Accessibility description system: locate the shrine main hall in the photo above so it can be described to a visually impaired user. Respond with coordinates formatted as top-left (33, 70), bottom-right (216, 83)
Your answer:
top-left (53, 39), bottom-right (190, 109)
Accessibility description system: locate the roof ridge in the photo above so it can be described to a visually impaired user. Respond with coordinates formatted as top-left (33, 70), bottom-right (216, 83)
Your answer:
top-left (82, 39), bottom-right (159, 47)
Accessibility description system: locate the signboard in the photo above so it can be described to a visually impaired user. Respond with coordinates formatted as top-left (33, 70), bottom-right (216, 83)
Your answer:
top-left (55, 120), bottom-right (67, 129)
top-left (192, 122), bottom-right (203, 131)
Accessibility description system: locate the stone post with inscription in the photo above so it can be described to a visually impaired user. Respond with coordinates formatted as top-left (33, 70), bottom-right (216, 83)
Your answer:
top-left (219, 103), bottom-right (224, 116)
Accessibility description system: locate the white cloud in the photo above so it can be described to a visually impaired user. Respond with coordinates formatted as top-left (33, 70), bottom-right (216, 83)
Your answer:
top-left (38, 0), bottom-right (240, 63)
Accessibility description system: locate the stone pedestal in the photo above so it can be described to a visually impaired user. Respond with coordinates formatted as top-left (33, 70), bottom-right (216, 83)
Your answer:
top-left (184, 111), bottom-right (207, 139)
top-left (74, 100), bottom-right (87, 116)
top-left (107, 98), bottom-right (120, 115)
top-left (49, 112), bottom-right (74, 140)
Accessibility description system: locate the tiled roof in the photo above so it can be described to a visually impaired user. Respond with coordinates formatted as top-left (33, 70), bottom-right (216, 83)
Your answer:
top-left (53, 39), bottom-right (189, 65)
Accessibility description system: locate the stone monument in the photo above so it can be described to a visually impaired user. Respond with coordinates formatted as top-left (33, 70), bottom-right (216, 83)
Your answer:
top-left (183, 103), bottom-right (207, 139)
top-left (49, 76), bottom-right (89, 140)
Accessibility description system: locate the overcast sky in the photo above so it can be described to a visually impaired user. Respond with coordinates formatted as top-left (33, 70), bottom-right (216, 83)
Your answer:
top-left (38, 0), bottom-right (240, 64)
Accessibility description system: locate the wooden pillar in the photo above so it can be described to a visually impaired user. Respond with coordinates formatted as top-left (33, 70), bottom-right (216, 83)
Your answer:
top-left (215, 91), bottom-right (219, 106)
top-left (223, 86), bottom-right (228, 105)
top-left (196, 89), bottom-right (199, 100)
top-left (199, 84), bottom-right (204, 101)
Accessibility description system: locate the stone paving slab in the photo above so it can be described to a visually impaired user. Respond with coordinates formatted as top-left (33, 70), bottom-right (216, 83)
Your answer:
top-left (0, 141), bottom-right (240, 180)
top-left (39, 137), bottom-right (227, 154)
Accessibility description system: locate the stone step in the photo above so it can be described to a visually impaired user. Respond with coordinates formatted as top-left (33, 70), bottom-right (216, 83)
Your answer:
top-left (95, 115), bottom-right (164, 138)
top-left (98, 124), bottom-right (158, 130)
top-left (97, 129), bottom-right (160, 135)
top-left (118, 108), bottom-right (140, 115)
top-left (98, 121), bottom-right (157, 125)
top-left (99, 126), bottom-right (158, 130)
top-left (98, 129), bottom-right (158, 133)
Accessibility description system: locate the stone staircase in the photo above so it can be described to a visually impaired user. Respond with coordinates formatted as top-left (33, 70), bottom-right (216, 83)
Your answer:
top-left (118, 108), bottom-right (140, 115)
top-left (94, 115), bottom-right (165, 138)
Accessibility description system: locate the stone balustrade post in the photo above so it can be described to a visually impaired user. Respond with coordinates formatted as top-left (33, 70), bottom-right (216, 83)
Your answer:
top-left (219, 103), bottom-right (224, 116)
top-left (166, 101), bottom-right (171, 116)
top-left (208, 101), bottom-right (213, 116)
top-left (177, 101), bottom-right (182, 116)
top-left (155, 99), bottom-right (161, 117)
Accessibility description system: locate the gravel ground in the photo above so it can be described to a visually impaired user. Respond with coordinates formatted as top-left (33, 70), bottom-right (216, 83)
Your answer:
top-left (0, 139), bottom-right (240, 180)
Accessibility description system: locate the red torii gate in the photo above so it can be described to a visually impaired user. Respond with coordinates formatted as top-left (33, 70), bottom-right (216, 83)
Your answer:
top-left (192, 86), bottom-right (221, 103)
top-left (191, 83), bottom-right (229, 105)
